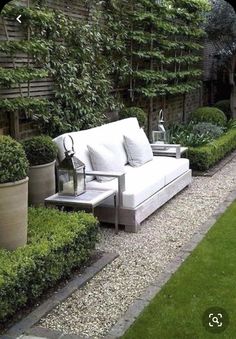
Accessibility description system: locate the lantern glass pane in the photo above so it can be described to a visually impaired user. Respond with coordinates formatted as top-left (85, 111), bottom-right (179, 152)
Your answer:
top-left (58, 169), bottom-right (75, 195)
top-left (76, 167), bottom-right (86, 195)
top-left (152, 130), bottom-right (169, 144)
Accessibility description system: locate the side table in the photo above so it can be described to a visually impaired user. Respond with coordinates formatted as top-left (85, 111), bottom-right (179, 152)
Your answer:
top-left (45, 189), bottom-right (119, 234)
top-left (152, 146), bottom-right (188, 158)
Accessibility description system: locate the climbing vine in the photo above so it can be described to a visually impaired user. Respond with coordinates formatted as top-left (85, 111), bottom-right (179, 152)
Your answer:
top-left (104, 0), bottom-right (210, 133)
top-left (0, 0), bottom-right (210, 136)
top-left (0, 1), bottom-right (121, 136)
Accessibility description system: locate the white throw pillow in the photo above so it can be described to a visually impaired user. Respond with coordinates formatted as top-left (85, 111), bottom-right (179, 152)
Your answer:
top-left (87, 144), bottom-right (125, 182)
top-left (124, 128), bottom-right (153, 167)
top-left (103, 139), bottom-right (128, 165)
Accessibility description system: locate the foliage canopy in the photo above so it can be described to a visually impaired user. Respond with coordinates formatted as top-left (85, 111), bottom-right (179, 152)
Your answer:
top-left (0, 0), bottom-right (209, 135)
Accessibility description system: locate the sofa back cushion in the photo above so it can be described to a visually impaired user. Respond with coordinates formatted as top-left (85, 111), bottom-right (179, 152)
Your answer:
top-left (87, 144), bottom-right (125, 182)
top-left (124, 128), bottom-right (153, 167)
top-left (53, 118), bottom-right (140, 181)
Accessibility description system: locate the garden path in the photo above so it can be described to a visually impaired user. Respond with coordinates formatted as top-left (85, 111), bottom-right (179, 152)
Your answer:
top-left (40, 155), bottom-right (236, 338)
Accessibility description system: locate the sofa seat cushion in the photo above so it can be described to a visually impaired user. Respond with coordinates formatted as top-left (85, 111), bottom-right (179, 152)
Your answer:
top-left (86, 156), bottom-right (189, 208)
top-left (148, 156), bottom-right (190, 185)
top-left (122, 168), bottom-right (165, 208)
top-left (124, 156), bottom-right (189, 185)
top-left (86, 171), bottom-right (164, 209)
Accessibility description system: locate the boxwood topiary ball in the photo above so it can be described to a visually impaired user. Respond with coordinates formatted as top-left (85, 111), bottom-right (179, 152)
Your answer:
top-left (0, 136), bottom-right (29, 184)
top-left (190, 106), bottom-right (227, 126)
top-left (119, 107), bottom-right (147, 127)
top-left (22, 135), bottom-right (58, 167)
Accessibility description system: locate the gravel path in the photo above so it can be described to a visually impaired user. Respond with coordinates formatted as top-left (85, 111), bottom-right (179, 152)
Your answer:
top-left (40, 157), bottom-right (236, 338)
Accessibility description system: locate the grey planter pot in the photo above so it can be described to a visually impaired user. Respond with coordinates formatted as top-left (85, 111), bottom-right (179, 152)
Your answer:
top-left (28, 160), bottom-right (56, 206)
top-left (0, 177), bottom-right (28, 250)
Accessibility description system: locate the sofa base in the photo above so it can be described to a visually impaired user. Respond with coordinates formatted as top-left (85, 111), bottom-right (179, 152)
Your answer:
top-left (94, 169), bottom-right (192, 232)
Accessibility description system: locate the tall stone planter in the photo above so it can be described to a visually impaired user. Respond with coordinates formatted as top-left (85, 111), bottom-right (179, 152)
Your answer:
top-left (0, 177), bottom-right (28, 250)
top-left (28, 160), bottom-right (56, 206)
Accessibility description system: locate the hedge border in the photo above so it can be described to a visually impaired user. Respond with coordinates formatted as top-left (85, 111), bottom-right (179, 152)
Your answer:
top-left (188, 128), bottom-right (236, 171)
top-left (0, 208), bottom-right (98, 324)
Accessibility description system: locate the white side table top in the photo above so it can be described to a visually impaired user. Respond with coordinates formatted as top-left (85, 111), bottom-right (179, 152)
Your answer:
top-left (45, 189), bottom-right (116, 208)
top-left (153, 146), bottom-right (188, 157)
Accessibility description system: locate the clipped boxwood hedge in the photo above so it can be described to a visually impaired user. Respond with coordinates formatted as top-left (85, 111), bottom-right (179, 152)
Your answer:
top-left (22, 135), bottom-right (58, 166)
top-left (0, 135), bottom-right (28, 183)
top-left (0, 207), bottom-right (98, 323)
top-left (188, 128), bottom-right (236, 171)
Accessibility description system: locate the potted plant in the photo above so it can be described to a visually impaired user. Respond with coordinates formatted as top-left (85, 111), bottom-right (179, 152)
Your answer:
top-left (22, 135), bottom-right (58, 206)
top-left (0, 136), bottom-right (29, 250)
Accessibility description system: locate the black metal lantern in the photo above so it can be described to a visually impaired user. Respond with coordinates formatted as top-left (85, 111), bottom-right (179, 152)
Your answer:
top-left (58, 135), bottom-right (86, 196)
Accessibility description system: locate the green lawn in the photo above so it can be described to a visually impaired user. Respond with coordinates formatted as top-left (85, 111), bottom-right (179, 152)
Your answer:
top-left (123, 201), bottom-right (236, 339)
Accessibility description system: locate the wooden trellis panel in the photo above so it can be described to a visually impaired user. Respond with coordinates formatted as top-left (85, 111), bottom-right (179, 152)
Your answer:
top-left (45, 0), bottom-right (89, 20)
top-left (0, 0), bottom-right (90, 99)
top-left (0, 53), bottom-right (35, 69)
top-left (0, 79), bottom-right (54, 98)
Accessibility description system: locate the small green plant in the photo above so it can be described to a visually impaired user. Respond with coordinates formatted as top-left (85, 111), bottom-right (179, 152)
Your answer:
top-left (190, 106), bottom-right (227, 126)
top-left (22, 135), bottom-right (58, 166)
top-left (0, 207), bottom-right (98, 323)
top-left (119, 107), bottom-right (147, 127)
top-left (170, 130), bottom-right (212, 147)
top-left (214, 100), bottom-right (231, 119)
top-left (0, 136), bottom-right (28, 183)
top-left (192, 122), bottom-right (225, 139)
top-left (169, 122), bottom-right (212, 147)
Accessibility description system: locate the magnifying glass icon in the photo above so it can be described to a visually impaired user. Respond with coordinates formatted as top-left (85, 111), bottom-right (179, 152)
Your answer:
top-left (212, 316), bottom-right (220, 325)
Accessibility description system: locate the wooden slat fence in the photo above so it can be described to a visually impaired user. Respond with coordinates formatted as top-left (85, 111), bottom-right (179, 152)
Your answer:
top-left (0, 0), bottom-right (90, 138)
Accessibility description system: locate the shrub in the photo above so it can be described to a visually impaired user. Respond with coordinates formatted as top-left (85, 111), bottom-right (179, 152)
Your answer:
top-left (170, 130), bottom-right (212, 147)
top-left (190, 106), bottom-right (227, 126)
top-left (0, 207), bottom-right (98, 323)
top-left (214, 100), bottom-right (231, 119)
top-left (0, 136), bottom-right (28, 183)
top-left (169, 122), bottom-right (212, 147)
top-left (188, 128), bottom-right (236, 170)
top-left (119, 107), bottom-right (147, 127)
top-left (192, 122), bottom-right (225, 139)
top-left (22, 135), bottom-right (58, 166)
top-left (168, 122), bottom-right (193, 135)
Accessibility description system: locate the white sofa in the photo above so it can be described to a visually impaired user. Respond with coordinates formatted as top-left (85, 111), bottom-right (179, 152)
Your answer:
top-left (54, 118), bottom-right (192, 232)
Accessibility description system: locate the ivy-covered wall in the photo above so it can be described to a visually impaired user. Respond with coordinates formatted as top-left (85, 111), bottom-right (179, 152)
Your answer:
top-left (0, 0), bottom-right (209, 139)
